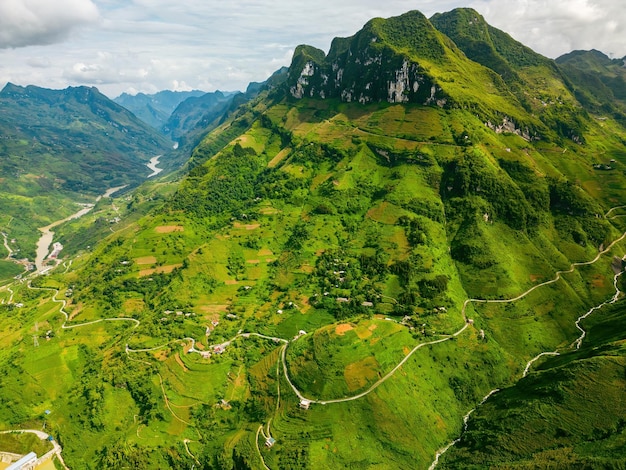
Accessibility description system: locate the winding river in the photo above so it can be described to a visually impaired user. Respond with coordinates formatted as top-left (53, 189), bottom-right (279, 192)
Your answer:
top-left (146, 155), bottom-right (164, 178)
top-left (35, 186), bottom-right (127, 272)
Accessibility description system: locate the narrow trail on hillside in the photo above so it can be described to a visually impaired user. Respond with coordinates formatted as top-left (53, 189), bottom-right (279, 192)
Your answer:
top-left (11, 206), bottom-right (626, 470)
top-left (255, 425), bottom-right (272, 470)
top-left (429, 230), bottom-right (626, 468)
top-left (1, 231), bottom-right (13, 258)
top-left (183, 439), bottom-right (200, 467)
top-left (605, 205), bottom-right (626, 217)
top-left (0, 231), bottom-right (29, 277)
top-left (28, 282), bottom-right (140, 330)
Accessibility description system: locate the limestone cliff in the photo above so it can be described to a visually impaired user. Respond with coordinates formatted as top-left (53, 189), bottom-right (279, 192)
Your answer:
top-left (287, 11), bottom-right (448, 106)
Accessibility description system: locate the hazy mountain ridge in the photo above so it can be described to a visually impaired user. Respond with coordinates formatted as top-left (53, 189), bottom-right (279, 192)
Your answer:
top-left (556, 49), bottom-right (626, 120)
top-left (162, 90), bottom-right (234, 143)
top-left (0, 82), bottom-right (170, 178)
top-left (113, 89), bottom-right (207, 129)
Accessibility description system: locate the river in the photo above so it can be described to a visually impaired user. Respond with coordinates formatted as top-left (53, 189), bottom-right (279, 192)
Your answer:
top-left (146, 155), bottom-right (163, 178)
top-left (35, 185), bottom-right (127, 272)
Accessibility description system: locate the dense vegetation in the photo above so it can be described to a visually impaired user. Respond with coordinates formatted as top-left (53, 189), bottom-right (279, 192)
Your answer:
top-left (1, 7), bottom-right (626, 470)
top-left (440, 298), bottom-right (626, 469)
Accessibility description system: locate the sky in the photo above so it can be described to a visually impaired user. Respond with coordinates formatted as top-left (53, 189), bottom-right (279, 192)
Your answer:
top-left (0, 0), bottom-right (624, 98)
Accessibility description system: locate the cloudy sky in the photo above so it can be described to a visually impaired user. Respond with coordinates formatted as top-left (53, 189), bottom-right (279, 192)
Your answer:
top-left (0, 0), bottom-right (624, 98)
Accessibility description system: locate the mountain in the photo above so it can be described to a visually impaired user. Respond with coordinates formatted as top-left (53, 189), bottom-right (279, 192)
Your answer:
top-left (162, 90), bottom-right (234, 144)
top-left (286, 10), bottom-right (512, 113)
top-left (556, 49), bottom-right (626, 119)
top-left (1, 9), bottom-right (626, 470)
top-left (0, 83), bottom-right (170, 260)
top-left (430, 8), bottom-right (588, 142)
top-left (164, 67), bottom-right (288, 162)
top-left (113, 89), bottom-right (207, 129)
top-left (430, 8), bottom-right (554, 81)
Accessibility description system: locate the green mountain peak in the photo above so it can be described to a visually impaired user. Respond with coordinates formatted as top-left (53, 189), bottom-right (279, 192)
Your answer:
top-left (287, 10), bottom-right (453, 106)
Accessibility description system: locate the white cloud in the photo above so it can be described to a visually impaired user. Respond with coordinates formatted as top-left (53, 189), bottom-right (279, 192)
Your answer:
top-left (0, 0), bottom-right (99, 48)
top-left (0, 0), bottom-right (624, 97)
top-left (472, 0), bottom-right (626, 58)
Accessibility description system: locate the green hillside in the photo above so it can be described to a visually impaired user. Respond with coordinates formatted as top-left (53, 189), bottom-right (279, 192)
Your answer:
top-left (439, 296), bottom-right (626, 469)
top-left (431, 8), bottom-right (588, 143)
top-left (556, 49), bottom-right (626, 120)
top-left (1, 8), bottom-right (626, 470)
top-left (0, 83), bottom-right (171, 265)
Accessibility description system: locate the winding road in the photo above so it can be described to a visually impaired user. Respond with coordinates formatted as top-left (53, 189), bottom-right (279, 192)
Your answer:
top-left (429, 229), bottom-right (626, 468)
top-left (1, 231), bottom-right (13, 258)
top-left (29, 283), bottom-right (140, 330)
top-left (8, 203), bottom-right (626, 470)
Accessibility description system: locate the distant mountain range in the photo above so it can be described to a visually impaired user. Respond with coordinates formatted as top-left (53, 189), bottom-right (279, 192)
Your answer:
top-left (0, 83), bottom-right (170, 193)
top-left (113, 89), bottom-right (208, 129)
top-left (113, 68), bottom-right (289, 155)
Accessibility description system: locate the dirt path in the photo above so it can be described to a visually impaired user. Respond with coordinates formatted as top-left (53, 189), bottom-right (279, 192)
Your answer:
top-left (429, 235), bottom-right (626, 468)
top-left (255, 425), bottom-right (271, 470)
top-left (27, 283), bottom-right (140, 331)
top-left (1, 232), bottom-right (13, 258)
top-left (183, 439), bottom-right (200, 466)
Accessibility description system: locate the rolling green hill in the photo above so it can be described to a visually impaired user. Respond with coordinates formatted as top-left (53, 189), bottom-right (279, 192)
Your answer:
top-left (1, 8), bottom-right (626, 470)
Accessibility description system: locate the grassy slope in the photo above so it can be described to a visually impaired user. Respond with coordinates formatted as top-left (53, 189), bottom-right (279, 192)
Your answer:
top-left (556, 49), bottom-right (626, 119)
top-left (1, 89), bottom-right (625, 469)
top-left (439, 298), bottom-right (626, 469)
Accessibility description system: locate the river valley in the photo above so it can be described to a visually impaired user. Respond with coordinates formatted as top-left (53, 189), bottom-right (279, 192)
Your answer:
top-left (35, 186), bottom-right (127, 272)
top-left (146, 155), bottom-right (164, 178)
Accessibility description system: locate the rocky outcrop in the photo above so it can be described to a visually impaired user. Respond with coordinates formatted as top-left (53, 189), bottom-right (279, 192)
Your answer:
top-left (286, 13), bottom-right (449, 107)
top-left (485, 116), bottom-right (533, 141)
